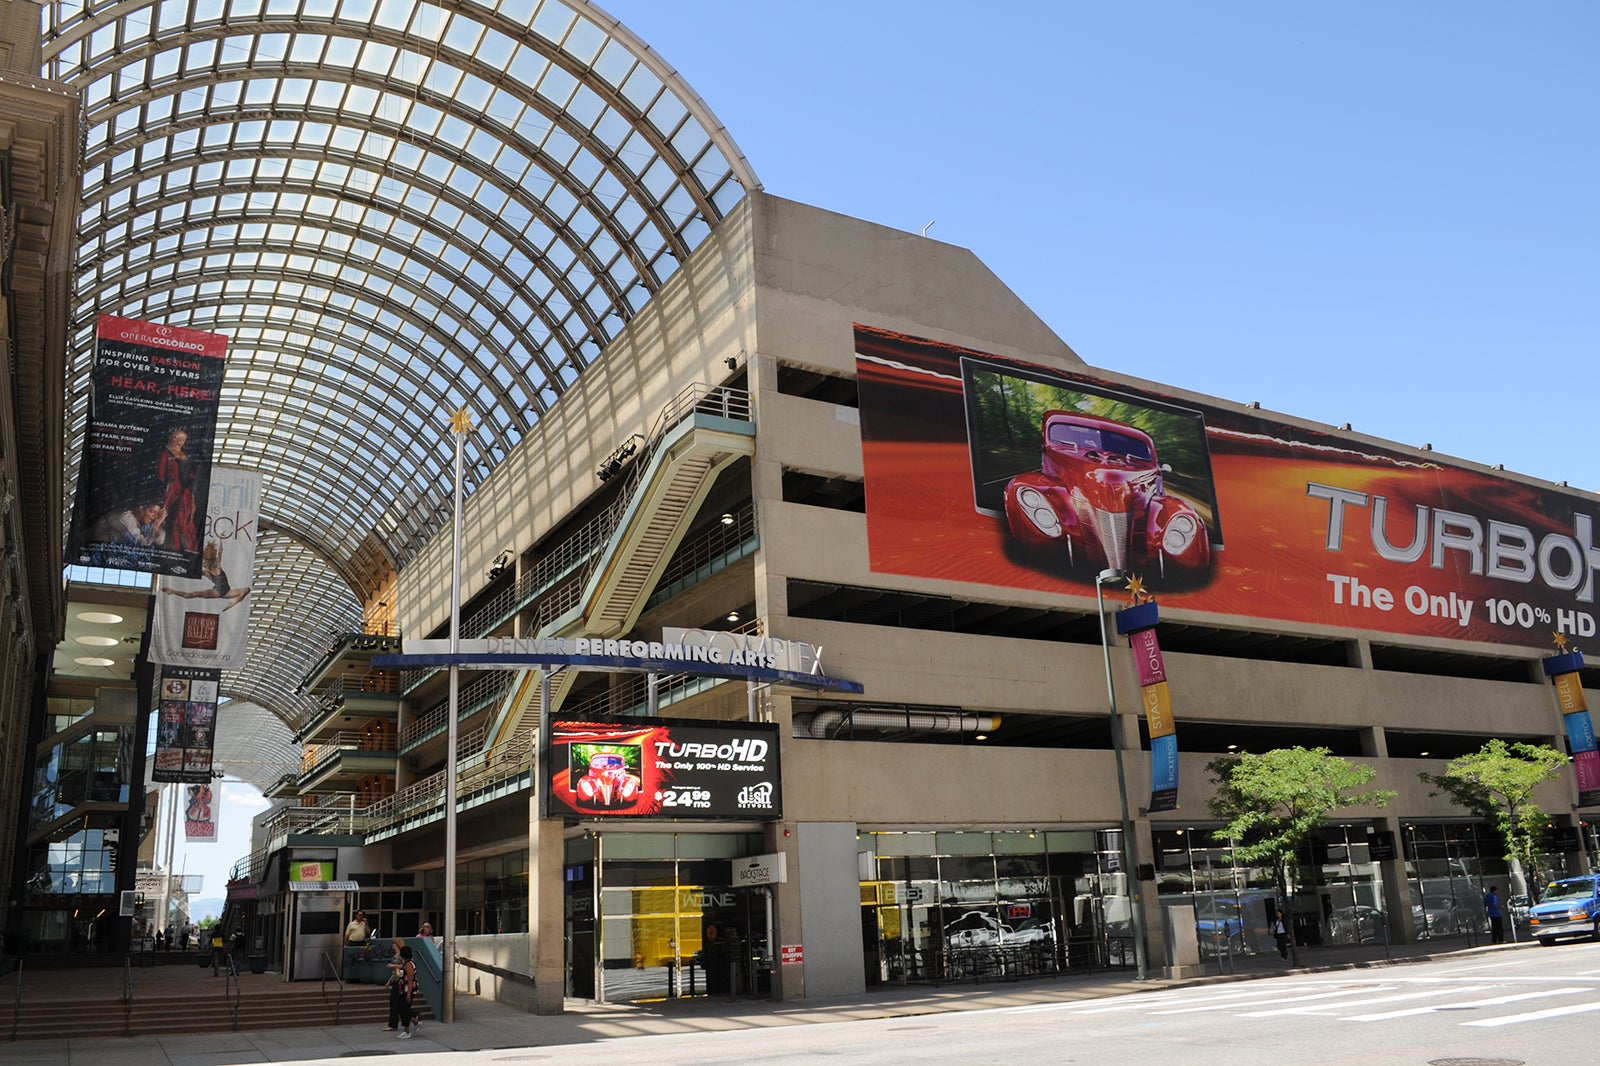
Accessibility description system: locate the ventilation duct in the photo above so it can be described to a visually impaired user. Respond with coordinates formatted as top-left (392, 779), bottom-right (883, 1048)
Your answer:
top-left (805, 708), bottom-right (1001, 739)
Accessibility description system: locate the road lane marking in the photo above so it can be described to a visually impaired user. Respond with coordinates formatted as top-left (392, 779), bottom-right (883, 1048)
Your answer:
top-left (1462, 1000), bottom-right (1600, 1027)
top-left (1239, 985), bottom-right (1490, 1017)
top-left (1152, 986), bottom-right (1394, 1014)
top-left (1343, 986), bottom-right (1590, 1021)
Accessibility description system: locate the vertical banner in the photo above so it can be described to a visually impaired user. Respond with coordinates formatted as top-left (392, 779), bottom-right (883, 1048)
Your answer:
top-left (68, 314), bottom-right (227, 576)
top-left (1117, 600), bottom-right (1180, 812)
top-left (184, 782), bottom-right (217, 842)
top-left (1543, 650), bottom-right (1600, 808)
top-left (153, 665), bottom-right (221, 784)
top-left (149, 468), bottom-right (261, 669)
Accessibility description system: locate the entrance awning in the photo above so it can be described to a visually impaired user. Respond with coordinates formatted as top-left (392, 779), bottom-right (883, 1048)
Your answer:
top-left (288, 881), bottom-right (360, 892)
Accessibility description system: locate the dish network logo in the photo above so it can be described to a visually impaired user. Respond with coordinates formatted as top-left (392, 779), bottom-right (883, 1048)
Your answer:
top-left (737, 782), bottom-right (775, 809)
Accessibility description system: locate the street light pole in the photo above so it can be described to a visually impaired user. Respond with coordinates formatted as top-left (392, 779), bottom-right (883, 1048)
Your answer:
top-left (1095, 567), bottom-right (1148, 980)
top-left (442, 406), bottom-right (472, 1023)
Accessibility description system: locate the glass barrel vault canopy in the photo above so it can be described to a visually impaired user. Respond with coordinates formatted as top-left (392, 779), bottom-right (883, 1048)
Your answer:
top-left (39, 0), bottom-right (758, 753)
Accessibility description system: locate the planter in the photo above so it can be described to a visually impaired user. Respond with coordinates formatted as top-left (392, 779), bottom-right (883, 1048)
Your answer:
top-left (247, 955), bottom-right (269, 975)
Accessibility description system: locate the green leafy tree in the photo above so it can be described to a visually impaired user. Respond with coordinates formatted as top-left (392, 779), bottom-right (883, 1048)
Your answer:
top-left (1420, 740), bottom-right (1567, 899)
top-left (1208, 747), bottom-right (1395, 962)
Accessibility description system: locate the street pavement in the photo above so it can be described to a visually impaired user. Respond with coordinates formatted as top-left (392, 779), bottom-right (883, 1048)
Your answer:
top-left (3, 932), bottom-right (1528, 1065)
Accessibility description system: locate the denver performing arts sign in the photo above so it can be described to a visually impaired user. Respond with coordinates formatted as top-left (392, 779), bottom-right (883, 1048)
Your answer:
top-left (384, 629), bottom-right (861, 692)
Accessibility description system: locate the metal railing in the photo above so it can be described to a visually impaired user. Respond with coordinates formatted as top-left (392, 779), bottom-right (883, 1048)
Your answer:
top-left (260, 801), bottom-right (368, 840)
top-left (648, 502), bottom-right (757, 602)
top-left (8, 956), bottom-right (21, 1040)
top-left (223, 955), bottom-right (241, 1030)
top-left (299, 731), bottom-right (394, 779)
top-left (364, 732), bottom-right (538, 835)
top-left (400, 674), bottom-right (510, 749)
top-left (319, 952), bottom-right (344, 1025)
top-left (122, 957), bottom-right (133, 1036)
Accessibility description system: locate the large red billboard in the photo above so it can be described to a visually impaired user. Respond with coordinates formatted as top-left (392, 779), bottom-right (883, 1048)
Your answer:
top-left (856, 325), bottom-right (1599, 651)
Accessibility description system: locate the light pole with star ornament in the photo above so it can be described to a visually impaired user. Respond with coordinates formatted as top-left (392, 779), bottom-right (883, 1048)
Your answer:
top-left (1096, 567), bottom-right (1149, 980)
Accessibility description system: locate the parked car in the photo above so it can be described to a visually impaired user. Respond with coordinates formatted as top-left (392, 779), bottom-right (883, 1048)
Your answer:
top-left (1508, 894), bottom-right (1531, 923)
top-left (1007, 917), bottom-right (1055, 944)
top-left (1327, 905), bottom-right (1386, 944)
top-left (1002, 411), bottom-right (1212, 577)
top-left (1528, 875), bottom-right (1600, 946)
top-left (1411, 894), bottom-right (1480, 938)
top-left (944, 911), bottom-right (1012, 948)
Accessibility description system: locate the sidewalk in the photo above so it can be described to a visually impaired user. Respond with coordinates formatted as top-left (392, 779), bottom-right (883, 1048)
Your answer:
top-left (3, 934), bottom-right (1529, 1066)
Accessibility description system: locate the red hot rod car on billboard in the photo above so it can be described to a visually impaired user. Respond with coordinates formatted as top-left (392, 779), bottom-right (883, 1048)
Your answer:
top-left (1002, 411), bottom-right (1212, 576)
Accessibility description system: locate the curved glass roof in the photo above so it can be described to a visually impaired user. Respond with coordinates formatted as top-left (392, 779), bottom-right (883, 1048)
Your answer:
top-left (41, 0), bottom-right (757, 741)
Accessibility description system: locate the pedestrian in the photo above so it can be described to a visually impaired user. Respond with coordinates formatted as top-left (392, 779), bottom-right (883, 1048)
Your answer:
top-left (1273, 908), bottom-right (1291, 960)
top-left (382, 938), bottom-right (407, 1032)
top-left (1484, 886), bottom-right (1505, 944)
top-left (209, 927), bottom-right (227, 976)
top-left (346, 909), bottom-right (371, 944)
top-left (395, 945), bottom-right (420, 1039)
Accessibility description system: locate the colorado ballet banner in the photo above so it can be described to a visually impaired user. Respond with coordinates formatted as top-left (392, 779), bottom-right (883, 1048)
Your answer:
top-left (855, 324), bottom-right (1600, 652)
top-left (1116, 600), bottom-right (1179, 813)
top-left (150, 468), bottom-right (261, 669)
top-left (69, 314), bottom-right (228, 577)
top-left (543, 717), bottom-right (781, 821)
top-left (184, 782), bottom-right (217, 842)
top-left (1542, 650), bottom-right (1600, 808)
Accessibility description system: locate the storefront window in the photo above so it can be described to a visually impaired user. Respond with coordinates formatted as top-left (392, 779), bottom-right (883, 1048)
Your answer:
top-left (861, 829), bottom-right (1117, 984)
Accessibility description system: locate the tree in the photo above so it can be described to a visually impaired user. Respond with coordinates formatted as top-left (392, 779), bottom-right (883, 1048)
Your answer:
top-left (1420, 739), bottom-right (1567, 899)
top-left (1208, 747), bottom-right (1395, 963)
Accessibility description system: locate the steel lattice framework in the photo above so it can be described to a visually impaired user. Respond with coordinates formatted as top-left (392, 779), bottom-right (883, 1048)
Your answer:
top-left (39, 0), bottom-right (757, 787)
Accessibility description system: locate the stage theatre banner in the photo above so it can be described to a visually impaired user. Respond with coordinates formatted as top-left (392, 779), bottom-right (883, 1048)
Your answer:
top-left (543, 717), bottom-right (781, 821)
top-left (69, 314), bottom-right (228, 577)
top-left (1116, 600), bottom-right (1179, 812)
top-left (184, 781), bottom-right (217, 842)
top-left (150, 468), bottom-right (261, 669)
top-left (1543, 650), bottom-right (1600, 808)
top-left (855, 324), bottom-right (1600, 652)
top-left (153, 665), bottom-right (220, 784)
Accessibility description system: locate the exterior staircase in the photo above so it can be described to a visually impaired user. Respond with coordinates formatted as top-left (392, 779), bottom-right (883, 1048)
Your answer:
top-left (7, 968), bottom-right (433, 1040)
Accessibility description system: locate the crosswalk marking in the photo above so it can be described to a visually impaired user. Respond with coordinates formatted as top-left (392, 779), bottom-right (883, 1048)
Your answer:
top-left (1151, 986), bottom-right (1394, 1015)
top-left (1343, 986), bottom-right (1591, 1021)
top-left (1462, 1000), bottom-right (1600, 1027)
top-left (1239, 985), bottom-right (1490, 1017)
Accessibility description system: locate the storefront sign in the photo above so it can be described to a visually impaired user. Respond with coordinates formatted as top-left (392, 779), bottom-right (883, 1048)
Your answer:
top-left (732, 852), bottom-right (788, 886)
top-left (543, 716), bottom-right (782, 821)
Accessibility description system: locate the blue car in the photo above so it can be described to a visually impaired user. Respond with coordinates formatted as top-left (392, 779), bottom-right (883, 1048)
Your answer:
top-left (1528, 875), bottom-right (1600, 946)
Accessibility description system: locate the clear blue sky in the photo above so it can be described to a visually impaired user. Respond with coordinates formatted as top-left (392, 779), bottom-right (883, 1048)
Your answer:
top-left (613, 1), bottom-right (1597, 489)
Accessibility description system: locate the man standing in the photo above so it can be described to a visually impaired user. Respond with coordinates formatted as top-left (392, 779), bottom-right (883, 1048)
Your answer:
top-left (1272, 908), bottom-right (1291, 960)
top-left (1484, 886), bottom-right (1505, 944)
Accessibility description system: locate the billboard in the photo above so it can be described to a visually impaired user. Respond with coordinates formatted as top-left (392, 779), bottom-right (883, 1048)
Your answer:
top-left (69, 314), bottom-right (227, 576)
top-left (856, 324), bottom-right (1600, 651)
top-left (543, 717), bottom-right (781, 820)
top-left (152, 665), bottom-right (220, 784)
top-left (149, 468), bottom-right (261, 669)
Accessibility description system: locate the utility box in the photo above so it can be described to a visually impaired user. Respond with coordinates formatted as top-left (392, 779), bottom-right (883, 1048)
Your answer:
top-left (1162, 903), bottom-right (1205, 979)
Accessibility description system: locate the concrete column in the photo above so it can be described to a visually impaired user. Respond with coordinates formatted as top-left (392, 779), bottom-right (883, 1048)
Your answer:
top-left (1377, 813), bottom-right (1420, 943)
top-left (529, 809), bottom-right (566, 1014)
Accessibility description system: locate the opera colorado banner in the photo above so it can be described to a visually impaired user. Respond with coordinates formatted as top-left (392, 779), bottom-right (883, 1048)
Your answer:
top-left (1543, 648), bottom-right (1600, 808)
top-left (69, 314), bottom-right (227, 577)
top-left (1116, 599), bottom-right (1180, 813)
top-left (149, 468), bottom-right (261, 669)
top-left (184, 782), bottom-right (217, 842)
top-left (153, 665), bottom-right (220, 784)
top-left (543, 717), bottom-right (781, 821)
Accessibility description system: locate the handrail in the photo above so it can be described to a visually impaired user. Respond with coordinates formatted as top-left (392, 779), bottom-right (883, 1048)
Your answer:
top-left (223, 954), bottom-right (241, 1030)
top-left (319, 951), bottom-right (344, 1025)
top-left (9, 956), bottom-right (22, 1040)
top-left (455, 953), bottom-right (537, 989)
top-left (122, 956), bottom-right (133, 1036)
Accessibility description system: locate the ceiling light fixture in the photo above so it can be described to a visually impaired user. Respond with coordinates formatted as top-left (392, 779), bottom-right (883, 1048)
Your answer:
top-left (74, 656), bottom-right (116, 667)
top-left (78, 611), bottom-right (124, 624)
top-left (75, 635), bottom-right (119, 647)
